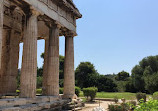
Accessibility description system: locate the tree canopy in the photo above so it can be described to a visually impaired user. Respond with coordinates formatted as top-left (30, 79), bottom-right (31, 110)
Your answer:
top-left (132, 55), bottom-right (158, 93)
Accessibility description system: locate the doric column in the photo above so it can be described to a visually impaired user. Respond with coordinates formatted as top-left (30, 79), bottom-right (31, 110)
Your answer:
top-left (42, 37), bottom-right (49, 95)
top-left (44, 24), bottom-right (60, 96)
top-left (20, 9), bottom-right (39, 98)
top-left (63, 32), bottom-right (75, 99)
top-left (0, 29), bottom-right (10, 95)
top-left (0, 0), bottom-right (3, 69)
top-left (6, 30), bottom-right (20, 94)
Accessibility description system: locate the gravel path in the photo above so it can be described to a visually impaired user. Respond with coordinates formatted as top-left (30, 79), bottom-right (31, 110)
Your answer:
top-left (81, 100), bottom-right (113, 111)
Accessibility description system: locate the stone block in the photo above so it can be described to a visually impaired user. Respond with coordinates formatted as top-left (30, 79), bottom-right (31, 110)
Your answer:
top-left (0, 100), bottom-right (8, 106)
top-left (0, 107), bottom-right (21, 111)
top-left (49, 96), bottom-right (59, 102)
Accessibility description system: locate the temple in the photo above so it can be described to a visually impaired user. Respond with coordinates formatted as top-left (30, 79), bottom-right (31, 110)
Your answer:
top-left (0, 0), bottom-right (82, 110)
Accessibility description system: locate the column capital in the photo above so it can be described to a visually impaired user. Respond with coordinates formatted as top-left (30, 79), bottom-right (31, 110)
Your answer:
top-left (65, 30), bottom-right (77, 37)
top-left (45, 21), bottom-right (61, 30)
top-left (30, 7), bottom-right (41, 17)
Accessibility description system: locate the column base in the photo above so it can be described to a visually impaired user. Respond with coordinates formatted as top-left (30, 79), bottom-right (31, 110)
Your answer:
top-left (62, 94), bottom-right (77, 99)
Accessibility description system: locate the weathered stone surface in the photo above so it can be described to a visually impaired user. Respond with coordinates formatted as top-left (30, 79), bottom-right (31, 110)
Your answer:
top-left (42, 37), bottom-right (49, 95)
top-left (20, 10), bottom-right (38, 98)
top-left (0, 97), bottom-right (69, 111)
top-left (44, 24), bottom-right (60, 96)
top-left (6, 31), bottom-right (20, 93)
top-left (64, 36), bottom-right (75, 99)
top-left (23, 0), bottom-right (81, 32)
top-left (0, 0), bottom-right (81, 110)
top-left (0, 0), bottom-right (3, 69)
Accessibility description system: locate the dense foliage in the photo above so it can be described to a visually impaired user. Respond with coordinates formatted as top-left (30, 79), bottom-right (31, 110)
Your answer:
top-left (75, 62), bottom-right (117, 92)
top-left (153, 92), bottom-right (158, 100)
top-left (17, 53), bottom-right (158, 95)
top-left (136, 92), bottom-right (146, 102)
top-left (108, 103), bottom-right (129, 111)
top-left (83, 87), bottom-right (98, 101)
top-left (115, 71), bottom-right (129, 81)
top-left (132, 55), bottom-right (158, 93)
top-left (134, 99), bottom-right (158, 111)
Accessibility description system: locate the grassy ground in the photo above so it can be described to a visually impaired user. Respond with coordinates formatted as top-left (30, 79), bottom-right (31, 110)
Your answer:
top-left (80, 92), bottom-right (150, 100)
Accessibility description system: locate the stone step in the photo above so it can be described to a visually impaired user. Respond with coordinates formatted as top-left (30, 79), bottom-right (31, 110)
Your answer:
top-left (68, 103), bottom-right (84, 109)
top-left (0, 99), bottom-right (68, 111)
top-left (0, 96), bottom-right (60, 107)
top-left (73, 107), bottom-right (82, 111)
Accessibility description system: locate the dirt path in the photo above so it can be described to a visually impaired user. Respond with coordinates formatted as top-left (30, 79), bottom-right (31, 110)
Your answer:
top-left (81, 100), bottom-right (113, 111)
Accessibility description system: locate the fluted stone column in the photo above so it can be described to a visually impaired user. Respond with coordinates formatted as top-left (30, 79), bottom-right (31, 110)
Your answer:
top-left (42, 37), bottom-right (49, 95)
top-left (0, 29), bottom-right (10, 95)
top-left (44, 24), bottom-right (60, 96)
top-left (20, 10), bottom-right (39, 98)
top-left (6, 30), bottom-right (20, 94)
top-left (0, 0), bottom-right (3, 69)
top-left (0, 1), bottom-right (4, 95)
top-left (63, 34), bottom-right (75, 99)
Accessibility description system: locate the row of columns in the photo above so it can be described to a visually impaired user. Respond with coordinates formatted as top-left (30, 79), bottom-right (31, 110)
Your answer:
top-left (0, 4), bottom-right (75, 99)
top-left (19, 9), bottom-right (75, 98)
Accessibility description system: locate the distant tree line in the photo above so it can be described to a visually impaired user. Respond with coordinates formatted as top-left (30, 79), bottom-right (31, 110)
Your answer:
top-left (17, 53), bottom-right (158, 94)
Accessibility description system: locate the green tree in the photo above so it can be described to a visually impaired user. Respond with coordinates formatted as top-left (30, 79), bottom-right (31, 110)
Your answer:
top-left (97, 75), bottom-right (117, 92)
top-left (131, 65), bottom-right (145, 92)
top-left (144, 72), bottom-right (158, 93)
top-left (132, 55), bottom-right (158, 93)
top-left (59, 55), bottom-right (64, 79)
top-left (75, 62), bottom-right (98, 88)
top-left (115, 71), bottom-right (130, 81)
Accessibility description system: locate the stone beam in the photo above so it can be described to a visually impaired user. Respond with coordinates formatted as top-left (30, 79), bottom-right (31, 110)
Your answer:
top-left (22, 0), bottom-right (76, 32)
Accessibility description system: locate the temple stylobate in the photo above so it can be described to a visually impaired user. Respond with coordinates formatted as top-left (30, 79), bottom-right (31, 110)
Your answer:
top-left (0, 0), bottom-right (81, 104)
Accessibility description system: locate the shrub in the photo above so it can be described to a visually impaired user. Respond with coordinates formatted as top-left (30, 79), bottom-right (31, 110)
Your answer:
top-left (136, 92), bottom-right (146, 102)
top-left (75, 86), bottom-right (81, 97)
top-left (153, 92), bottom-right (158, 100)
top-left (36, 89), bottom-right (42, 94)
top-left (83, 87), bottom-right (98, 101)
top-left (134, 100), bottom-right (158, 111)
top-left (121, 98), bottom-right (126, 103)
top-left (16, 90), bottom-right (20, 95)
top-left (59, 88), bottom-right (63, 94)
top-left (108, 104), bottom-right (122, 111)
top-left (59, 87), bottom-right (81, 96)
top-left (37, 76), bottom-right (43, 88)
top-left (114, 96), bottom-right (118, 104)
top-left (127, 101), bottom-right (137, 110)
top-left (108, 103), bottom-right (129, 111)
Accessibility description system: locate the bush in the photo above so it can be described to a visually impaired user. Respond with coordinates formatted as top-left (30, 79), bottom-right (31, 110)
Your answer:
top-left (108, 103), bottom-right (129, 111)
top-left (59, 87), bottom-right (81, 96)
top-left (75, 86), bottom-right (81, 97)
top-left (136, 92), bottom-right (146, 102)
top-left (134, 100), bottom-right (158, 111)
top-left (59, 88), bottom-right (63, 94)
top-left (83, 87), bottom-right (98, 101)
top-left (37, 76), bottom-right (43, 88)
top-left (127, 101), bottom-right (137, 110)
top-left (114, 96), bottom-right (118, 104)
top-left (36, 89), bottom-right (42, 94)
top-left (108, 104), bottom-right (122, 111)
top-left (153, 92), bottom-right (158, 100)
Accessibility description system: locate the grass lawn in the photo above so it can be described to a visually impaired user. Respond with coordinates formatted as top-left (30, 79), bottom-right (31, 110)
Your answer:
top-left (80, 91), bottom-right (151, 100)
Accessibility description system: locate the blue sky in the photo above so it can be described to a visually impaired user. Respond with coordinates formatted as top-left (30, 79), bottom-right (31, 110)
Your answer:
top-left (19, 0), bottom-right (158, 75)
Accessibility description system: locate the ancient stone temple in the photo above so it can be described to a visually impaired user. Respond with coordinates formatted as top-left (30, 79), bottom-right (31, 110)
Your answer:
top-left (0, 0), bottom-right (82, 110)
